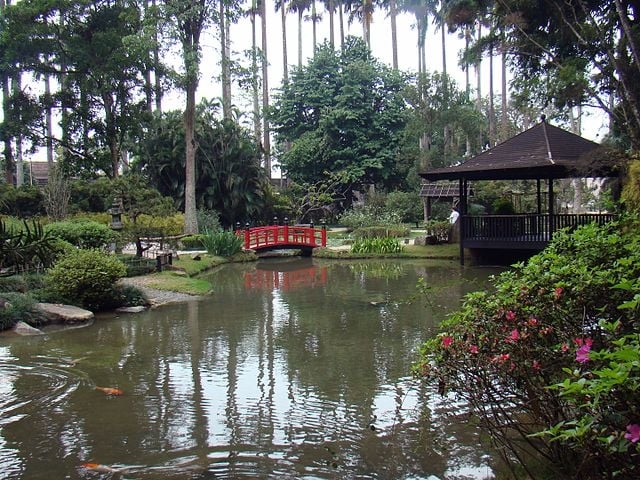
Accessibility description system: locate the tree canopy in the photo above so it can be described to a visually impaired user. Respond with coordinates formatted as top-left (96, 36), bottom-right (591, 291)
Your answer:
top-left (270, 36), bottom-right (409, 193)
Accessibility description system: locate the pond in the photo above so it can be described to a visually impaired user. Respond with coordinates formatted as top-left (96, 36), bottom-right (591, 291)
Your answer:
top-left (0, 258), bottom-right (505, 479)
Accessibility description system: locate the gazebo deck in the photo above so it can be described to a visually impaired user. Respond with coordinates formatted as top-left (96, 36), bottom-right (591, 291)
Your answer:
top-left (461, 213), bottom-right (615, 250)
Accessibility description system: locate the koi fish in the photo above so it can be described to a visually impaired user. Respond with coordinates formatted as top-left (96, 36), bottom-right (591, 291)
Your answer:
top-left (95, 386), bottom-right (124, 396)
top-left (81, 462), bottom-right (122, 473)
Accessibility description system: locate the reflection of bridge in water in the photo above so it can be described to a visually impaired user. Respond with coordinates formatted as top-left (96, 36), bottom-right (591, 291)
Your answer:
top-left (244, 266), bottom-right (328, 291)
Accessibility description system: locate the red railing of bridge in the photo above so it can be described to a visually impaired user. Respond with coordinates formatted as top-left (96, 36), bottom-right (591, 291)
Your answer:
top-left (236, 225), bottom-right (327, 251)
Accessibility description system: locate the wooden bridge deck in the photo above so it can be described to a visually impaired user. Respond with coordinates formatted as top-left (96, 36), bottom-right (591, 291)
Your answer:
top-left (237, 225), bottom-right (327, 252)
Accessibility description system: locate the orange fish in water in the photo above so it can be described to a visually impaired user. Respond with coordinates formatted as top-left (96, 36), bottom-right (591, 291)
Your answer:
top-left (81, 462), bottom-right (122, 473)
top-left (95, 386), bottom-right (124, 396)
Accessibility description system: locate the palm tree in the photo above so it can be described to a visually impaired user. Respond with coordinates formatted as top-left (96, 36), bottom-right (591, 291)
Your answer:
top-left (380, 0), bottom-right (399, 69)
top-left (275, 0), bottom-right (290, 82)
top-left (289, 0), bottom-right (311, 66)
top-left (260, 0), bottom-right (271, 178)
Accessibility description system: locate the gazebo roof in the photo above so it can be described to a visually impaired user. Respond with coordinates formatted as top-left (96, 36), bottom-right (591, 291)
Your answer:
top-left (420, 120), bottom-right (614, 181)
top-left (419, 181), bottom-right (459, 198)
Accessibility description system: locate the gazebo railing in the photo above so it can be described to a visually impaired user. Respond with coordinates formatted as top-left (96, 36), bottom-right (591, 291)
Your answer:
top-left (463, 213), bottom-right (616, 243)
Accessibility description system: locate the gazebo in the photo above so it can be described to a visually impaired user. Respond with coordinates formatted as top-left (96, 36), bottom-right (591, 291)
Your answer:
top-left (420, 118), bottom-right (618, 264)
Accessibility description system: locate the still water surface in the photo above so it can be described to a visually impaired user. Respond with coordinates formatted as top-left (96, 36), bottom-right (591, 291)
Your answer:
top-left (0, 258), bottom-right (503, 479)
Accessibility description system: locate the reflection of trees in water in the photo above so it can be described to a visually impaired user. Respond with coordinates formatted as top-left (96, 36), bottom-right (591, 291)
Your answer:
top-left (0, 260), bottom-right (504, 478)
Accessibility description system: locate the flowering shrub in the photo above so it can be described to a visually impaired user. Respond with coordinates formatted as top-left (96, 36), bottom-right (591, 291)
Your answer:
top-left (415, 218), bottom-right (640, 478)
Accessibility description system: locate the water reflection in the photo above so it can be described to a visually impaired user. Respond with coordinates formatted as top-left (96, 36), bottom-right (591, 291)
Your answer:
top-left (0, 258), bottom-right (502, 479)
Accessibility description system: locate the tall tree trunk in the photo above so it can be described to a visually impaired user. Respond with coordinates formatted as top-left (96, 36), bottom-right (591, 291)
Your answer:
top-left (441, 23), bottom-right (446, 78)
top-left (488, 44), bottom-right (496, 146)
top-left (143, 0), bottom-right (154, 112)
top-left (1, 0), bottom-right (13, 184)
top-left (220, 0), bottom-right (232, 119)
top-left (338, 1), bottom-right (345, 48)
top-left (152, 0), bottom-right (162, 112)
top-left (184, 80), bottom-right (198, 234)
top-left (45, 72), bottom-right (53, 166)
top-left (390, 0), bottom-right (398, 69)
top-left (298, 10), bottom-right (303, 66)
top-left (13, 72), bottom-right (23, 186)
top-left (261, 0), bottom-right (271, 178)
top-left (362, 0), bottom-right (371, 47)
top-left (328, 0), bottom-right (335, 49)
top-left (500, 36), bottom-right (508, 142)
top-left (570, 106), bottom-right (583, 213)
top-left (476, 23), bottom-right (483, 148)
top-left (281, 0), bottom-right (288, 83)
top-left (311, 0), bottom-right (317, 52)
top-left (251, 1), bottom-right (261, 143)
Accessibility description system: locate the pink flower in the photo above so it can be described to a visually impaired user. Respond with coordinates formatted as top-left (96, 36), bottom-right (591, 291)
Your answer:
top-left (441, 336), bottom-right (453, 348)
top-left (469, 345), bottom-right (479, 354)
top-left (625, 424), bottom-right (640, 443)
top-left (554, 287), bottom-right (563, 299)
top-left (507, 329), bottom-right (520, 342)
top-left (505, 310), bottom-right (516, 321)
top-left (561, 343), bottom-right (569, 353)
top-left (491, 353), bottom-right (510, 364)
top-left (575, 339), bottom-right (593, 364)
top-left (527, 317), bottom-right (538, 326)
top-left (532, 360), bottom-right (541, 371)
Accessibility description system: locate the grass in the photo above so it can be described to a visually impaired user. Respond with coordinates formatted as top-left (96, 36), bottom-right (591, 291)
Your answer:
top-left (138, 271), bottom-right (214, 296)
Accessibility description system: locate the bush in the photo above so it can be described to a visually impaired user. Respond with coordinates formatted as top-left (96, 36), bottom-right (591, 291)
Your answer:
top-left (0, 293), bottom-right (44, 331)
top-left (339, 204), bottom-right (402, 229)
top-left (415, 218), bottom-right (640, 478)
top-left (180, 235), bottom-right (206, 250)
top-left (351, 225), bottom-right (409, 239)
top-left (385, 191), bottom-right (423, 225)
top-left (424, 220), bottom-right (450, 243)
top-left (111, 284), bottom-right (148, 308)
top-left (350, 237), bottom-right (404, 254)
top-left (0, 184), bottom-right (45, 217)
top-left (200, 230), bottom-right (243, 257)
top-left (46, 249), bottom-right (127, 311)
top-left (45, 219), bottom-right (116, 249)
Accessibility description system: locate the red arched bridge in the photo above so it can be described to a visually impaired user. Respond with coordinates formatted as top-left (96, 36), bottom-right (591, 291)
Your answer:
top-left (236, 225), bottom-right (327, 253)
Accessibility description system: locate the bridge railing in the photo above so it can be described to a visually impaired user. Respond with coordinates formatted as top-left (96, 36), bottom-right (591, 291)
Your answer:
top-left (236, 225), bottom-right (327, 250)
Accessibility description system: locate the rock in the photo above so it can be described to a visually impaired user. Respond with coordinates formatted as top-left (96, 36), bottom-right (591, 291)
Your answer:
top-left (115, 306), bottom-right (147, 313)
top-left (37, 303), bottom-right (94, 325)
top-left (191, 254), bottom-right (201, 261)
top-left (13, 321), bottom-right (44, 336)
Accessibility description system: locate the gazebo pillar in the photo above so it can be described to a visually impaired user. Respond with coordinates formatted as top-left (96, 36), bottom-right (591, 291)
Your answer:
top-left (548, 178), bottom-right (555, 235)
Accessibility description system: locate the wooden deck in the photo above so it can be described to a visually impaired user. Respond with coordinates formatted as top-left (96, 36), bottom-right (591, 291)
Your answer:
top-left (461, 213), bottom-right (615, 250)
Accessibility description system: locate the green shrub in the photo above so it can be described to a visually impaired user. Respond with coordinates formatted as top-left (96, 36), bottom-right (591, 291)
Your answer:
top-left (424, 220), bottom-right (450, 243)
top-left (180, 235), bottom-right (206, 250)
top-left (0, 293), bottom-right (44, 330)
top-left (339, 205), bottom-right (402, 229)
top-left (45, 219), bottom-right (116, 249)
top-left (201, 230), bottom-right (243, 257)
top-left (111, 284), bottom-right (148, 308)
top-left (197, 209), bottom-right (221, 233)
top-left (416, 218), bottom-right (640, 478)
top-left (350, 237), bottom-right (404, 254)
top-left (491, 197), bottom-right (516, 214)
top-left (0, 184), bottom-right (45, 217)
top-left (351, 225), bottom-right (409, 239)
top-left (0, 273), bottom-right (46, 293)
top-left (46, 249), bottom-right (127, 311)
top-left (385, 191), bottom-right (423, 225)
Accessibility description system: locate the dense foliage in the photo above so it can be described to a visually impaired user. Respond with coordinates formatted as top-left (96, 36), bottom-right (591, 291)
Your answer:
top-left (416, 218), bottom-right (640, 478)
top-left (350, 236), bottom-right (404, 254)
top-left (46, 249), bottom-right (127, 311)
top-left (134, 103), bottom-right (266, 226)
top-left (200, 230), bottom-right (243, 257)
top-left (44, 219), bottom-right (116, 249)
top-left (271, 37), bottom-right (409, 193)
